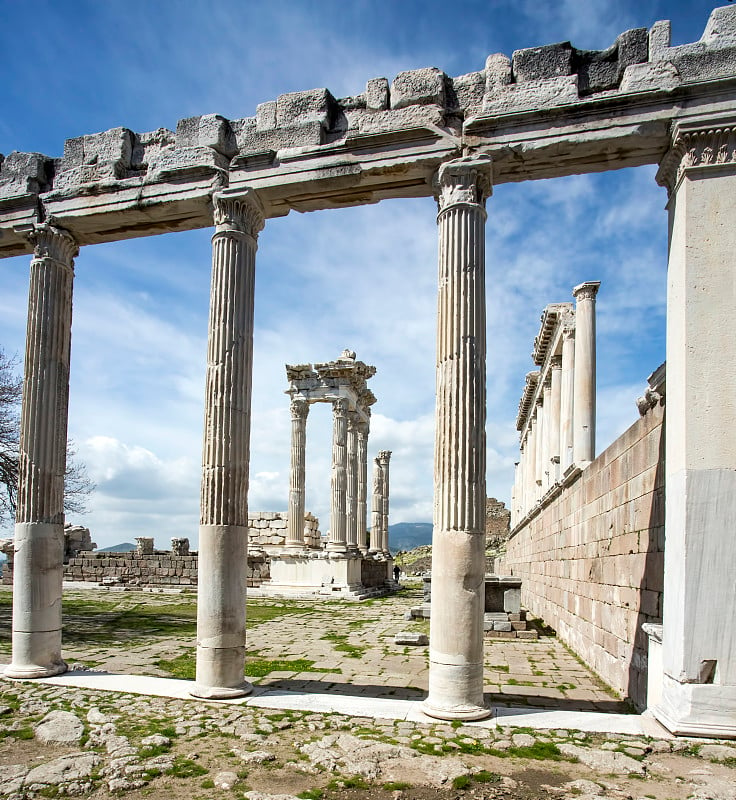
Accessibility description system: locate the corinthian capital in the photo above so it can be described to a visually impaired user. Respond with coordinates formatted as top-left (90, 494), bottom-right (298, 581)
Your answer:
top-left (333, 397), bottom-right (349, 418)
top-left (572, 281), bottom-right (600, 302)
top-left (656, 115), bottom-right (736, 195)
top-left (28, 223), bottom-right (78, 265)
top-left (213, 190), bottom-right (265, 238)
top-left (435, 154), bottom-right (493, 214)
top-left (290, 397), bottom-right (309, 421)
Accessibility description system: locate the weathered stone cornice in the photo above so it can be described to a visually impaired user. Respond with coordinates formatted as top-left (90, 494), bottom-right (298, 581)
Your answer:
top-left (572, 281), bottom-right (601, 301)
top-left (3, 6), bottom-right (736, 255)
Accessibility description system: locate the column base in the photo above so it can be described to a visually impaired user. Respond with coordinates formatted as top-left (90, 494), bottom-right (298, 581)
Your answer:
top-left (284, 542), bottom-right (308, 552)
top-left (4, 660), bottom-right (67, 680)
top-left (650, 675), bottom-right (736, 739)
top-left (189, 681), bottom-right (252, 700)
top-left (421, 698), bottom-right (491, 721)
top-left (326, 543), bottom-right (347, 553)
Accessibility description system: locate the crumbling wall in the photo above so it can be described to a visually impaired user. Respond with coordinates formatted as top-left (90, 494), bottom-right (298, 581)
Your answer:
top-left (247, 511), bottom-right (321, 549)
top-left (502, 403), bottom-right (664, 710)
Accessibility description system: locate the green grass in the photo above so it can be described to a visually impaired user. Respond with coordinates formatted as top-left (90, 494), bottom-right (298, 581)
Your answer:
top-left (297, 790), bottom-right (323, 800)
top-left (327, 776), bottom-right (369, 791)
top-left (382, 782), bottom-right (412, 791)
top-left (452, 775), bottom-right (472, 790)
top-left (320, 632), bottom-right (366, 659)
top-left (166, 757), bottom-right (208, 779)
top-left (246, 656), bottom-right (332, 677)
top-left (489, 664), bottom-right (510, 672)
top-left (473, 770), bottom-right (501, 783)
top-left (0, 726), bottom-right (34, 741)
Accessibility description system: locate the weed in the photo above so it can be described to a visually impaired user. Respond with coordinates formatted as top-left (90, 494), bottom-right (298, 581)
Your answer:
top-left (382, 782), bottom-right (411, 791)
top-left (321, 632), bottom-right (365, 659)
top-left (489, 664), bottom-right (510, 673)
top-left (507, 741), bottom-right (568, 761)
top-left (297, 790), bottom-right (323, 800)
top-left (327, 776), bottom-right (369, 791)
top-left (473, 770), bottom-right (501, 783)
top-left (200, 779), bottom-right (215, 789)
top-left (0, 727), bottom-right (34, 740)
top-left (452, 775), bottom-right (472, 790)
top-left (166, 757), bottom-right (208, 779)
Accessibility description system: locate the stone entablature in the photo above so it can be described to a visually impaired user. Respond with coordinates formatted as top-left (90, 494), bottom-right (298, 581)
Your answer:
top-left (3, 9), bottom-right (736, 256)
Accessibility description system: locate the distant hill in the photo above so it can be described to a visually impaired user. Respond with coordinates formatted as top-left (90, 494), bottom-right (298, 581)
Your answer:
top-left (96, 542), bottom-right (136, 553)
top-left (389, 522), bottom-right (432, 552)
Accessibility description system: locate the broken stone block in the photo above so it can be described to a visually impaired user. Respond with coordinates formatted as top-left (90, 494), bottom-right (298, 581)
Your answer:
top-left (485, 53), bottom-right (513, 93)
top-left (275, 88), bottom-right (336, 129)
top-left (0, 151), bottom-right (50, 196)
top-left (394, 632), bottom-right (429, 646)
top-left (175, 114), bottom-right (237, 158)
top-left (365, 77), bottom-right (389, 111)
top-left (513, 42), bottom-right (574, 83)
top-left (61, 127), bottom-right (133, 171)
top-left (493, 620), bottom-right (513, 632)
top-left (390, 67), bottom-right (446, 110)
top-left (516, 630), bottom-right (539, 640)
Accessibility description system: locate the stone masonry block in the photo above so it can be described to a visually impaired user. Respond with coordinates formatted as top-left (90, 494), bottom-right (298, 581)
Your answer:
top-left (256, 101), bottom-right (277, 131)
top-left (390, 67), bottom-right (447, 110)
top-left (449, 71), bottom-right (485, 112)
top-left (485, 53), bottom-right (512, 92)
top-left (0, 151), bottom-right (50, 196)
top-left (61, 127), bottom-right (133, 171)
top-left (512, 42), bottom-right (573, 83)
top-left (276, 88), bottom-right (336, 129)
top-left (175, 114), bottom-right (237, 158)
top-left (365, 78), bottom-right (389, 111)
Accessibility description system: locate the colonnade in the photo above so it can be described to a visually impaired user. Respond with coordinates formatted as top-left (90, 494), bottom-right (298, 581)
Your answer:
top-left (369, 451), bottom-right (391, 556)
top-left (284, 354), bottom-right (384, 556)
top-left (510, 282), bottom-right (599, 527)
top-left (7, 115), bottom-right (735, 733)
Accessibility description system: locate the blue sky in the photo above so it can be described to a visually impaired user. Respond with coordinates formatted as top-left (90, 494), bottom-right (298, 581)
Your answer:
top-left (0, 0), bottom-right (721, 548)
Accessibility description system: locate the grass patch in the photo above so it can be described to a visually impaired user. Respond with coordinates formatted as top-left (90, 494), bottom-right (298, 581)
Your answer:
top-left (473, 770), bottom-right (501, 783)
top-left (327, 776), bottom-right (369, 791)
top-left (297, 790), bottom-right (323, 800)
top-left (321, 632), bottom-right (365, 659)
top-left (382, 782), bottom-right (412, 791)
top-left (489, 664), bottom-right (510, 673)
top-left (507, 741), bottom-right (567, 761)
top-left (246, 656), bottom-right (331, 678)
top-left (0, 726), bottom-right (34, 740)
top-left (166, 757), bottom-right (208, 779)
top-left (452, 775), bottom-right (472, 790)
top-left (200, 779), bottom-right (215, 789)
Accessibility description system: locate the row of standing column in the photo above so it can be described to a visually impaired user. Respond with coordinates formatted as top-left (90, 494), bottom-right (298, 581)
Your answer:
top-left (286, 396), bottom-right (389, 555)
top-left (513, 283), bottom-right (599, 524)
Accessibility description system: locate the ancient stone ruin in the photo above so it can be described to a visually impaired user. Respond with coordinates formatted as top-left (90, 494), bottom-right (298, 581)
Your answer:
top-left (1, 5), bottom-right (735, 735)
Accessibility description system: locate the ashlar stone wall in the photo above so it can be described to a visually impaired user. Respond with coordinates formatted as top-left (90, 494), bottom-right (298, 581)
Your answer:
top-left (502, 403), bottom-right (664, 710)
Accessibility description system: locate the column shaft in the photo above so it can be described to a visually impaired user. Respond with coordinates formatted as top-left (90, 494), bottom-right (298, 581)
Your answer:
top-left (328, 398), bottom-right (348, 551)
top-left (526, 419), bottom-right (537, 510)
top-left (560, 328), bottom-right (575, 473)
top-left (378, 450), bottom-right (391, 555)
top-left (286, 398), bottom-right (309, 549)
top-left (356, 421), bottom-right (369, 554)
top-left (549, 356), bottom-right (562, 484)
top-left (534, 403), bottom-right (544, 498)
top-left (193, 191), bottom-right (263, 699)
top-left (345, 414), bottom-right (359, 552)
top-left (424, 154), bottom-right (492, 721)
top-left (542, 384), bottom-right (552, 490)
top-left (572, 282), bottom-right (599, 465)
top-left (370, 457), bottom-right (382, 553)
top-left (6, 225), bottom-right (77, 680)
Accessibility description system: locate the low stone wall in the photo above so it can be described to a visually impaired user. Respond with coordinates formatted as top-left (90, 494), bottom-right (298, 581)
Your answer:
top-left (64, 550), bottom-right (271, 589)
top-left (502, 403), bottom-right (664, 710)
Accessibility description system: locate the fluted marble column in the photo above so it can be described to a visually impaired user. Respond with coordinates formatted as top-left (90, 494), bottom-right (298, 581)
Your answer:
top-left (534, 400), bottom-right (544, 499)
top-left (525, 418), bottom-right (537, 512)
top-left (370, 456), bottom-right (382, 553)
top-left (5, 225), bottom-right (77, 680)
top-left (356, 419), bottom-right (369, 554)
top-left (192, 190), bottom-right (264, 700)
top-left (328, 397), bottom-right (348, 552)
top-left (424, 154), bottom-right (492, 722)
top-left (549, 355), bottom-right (562, 484)
top-left (286, 397), bottom-right (309, 549)
top-left (560, 326), bottom-right (575, 473)
top-left (572, 281), bottom-right (599, 465)
top-left (542, 380), bottom-right (554, 494)
top-left (378, 450), bottom-right (391, 555)
top-left (345, 413), bottom-right (359, 553)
